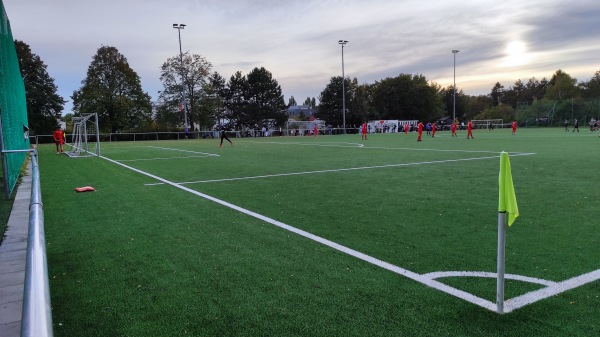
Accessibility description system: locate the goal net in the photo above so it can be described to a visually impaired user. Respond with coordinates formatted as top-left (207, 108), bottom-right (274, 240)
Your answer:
top-left (471, 119), bottom-right (504, 129)
top-left (66, 113), bottom-right (101, 158)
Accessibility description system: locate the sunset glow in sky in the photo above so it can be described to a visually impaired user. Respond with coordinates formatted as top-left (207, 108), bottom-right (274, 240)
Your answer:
top-left (4, 0), bottom-right (600, 114)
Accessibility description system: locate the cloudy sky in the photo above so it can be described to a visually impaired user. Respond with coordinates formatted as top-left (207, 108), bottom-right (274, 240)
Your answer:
top-left (4, 0), bottom-right (600, 114)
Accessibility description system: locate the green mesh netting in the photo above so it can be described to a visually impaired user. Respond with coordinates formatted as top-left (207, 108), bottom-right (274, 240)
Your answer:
top-left (1, 1), bottom-right (30, 197)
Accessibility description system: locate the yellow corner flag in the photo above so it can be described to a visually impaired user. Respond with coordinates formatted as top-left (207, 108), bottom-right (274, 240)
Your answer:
top-left (498, 152), bottom-right (519, 226)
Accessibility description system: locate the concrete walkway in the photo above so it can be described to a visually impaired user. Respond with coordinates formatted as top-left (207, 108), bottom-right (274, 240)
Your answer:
top-left (0, 162), bottom-right (32, 337)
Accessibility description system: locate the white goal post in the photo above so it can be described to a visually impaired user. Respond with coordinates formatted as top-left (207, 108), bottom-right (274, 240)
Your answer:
top-left (66, 113), bottom-right (101, 157)
top-left (471, 119), bottom-right (504, 129)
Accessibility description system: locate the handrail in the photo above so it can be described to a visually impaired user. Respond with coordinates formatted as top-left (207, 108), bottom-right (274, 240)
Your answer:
top-left (19, 150), bottom-right (53, 337)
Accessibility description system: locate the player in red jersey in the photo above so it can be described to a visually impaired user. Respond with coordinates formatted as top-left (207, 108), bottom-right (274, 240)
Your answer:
top-left (313, 125), bottom-right (318, 138)
top-left (512, 120), bottom-right (517, 135)
top-left (53, 127), bottom-right (65, 154)
top-left (417, 121), bottom-right (424, 141)
top-left (431, 122), bottom-right (437, 138)
top-left (467, 120), bottom-right (474, 139)
top-left (404, 123), bottom-right (409, 134)
top-left (361, 122), bottom-right (367, 140)
top-left (451, 121), bottom-right (457, 137)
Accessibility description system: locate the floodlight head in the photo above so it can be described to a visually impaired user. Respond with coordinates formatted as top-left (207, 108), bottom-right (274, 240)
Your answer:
top-left (180, 24), bottom-right (186, 28)
top-left (173, 24), bottom-right (186, 29)
top-left (338, 40), bottom-right (348, 45)
top-left (452, 49), bottom-right (460, 54)
top-left (173, 24), bottom-right (177, 28)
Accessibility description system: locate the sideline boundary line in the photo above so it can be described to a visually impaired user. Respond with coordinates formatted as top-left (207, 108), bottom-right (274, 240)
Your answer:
top-left (99, 154), bottom-right (599, 314)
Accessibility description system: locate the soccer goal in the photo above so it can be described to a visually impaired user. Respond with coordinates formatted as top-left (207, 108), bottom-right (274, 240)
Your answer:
top-left (66, 113), bottom-right (101, 158)
top-left (472, 119), bottom-right (504, 129)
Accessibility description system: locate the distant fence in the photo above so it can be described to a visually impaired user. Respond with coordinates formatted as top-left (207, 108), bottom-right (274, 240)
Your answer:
top-left (516, 98), bottom-right (600, 127)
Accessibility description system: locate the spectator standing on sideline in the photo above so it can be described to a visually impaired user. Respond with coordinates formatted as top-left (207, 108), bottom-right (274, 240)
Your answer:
top-left (467, 120), bottom-right (474, 139)
top-left (53, 127), bottom-right (65, 154)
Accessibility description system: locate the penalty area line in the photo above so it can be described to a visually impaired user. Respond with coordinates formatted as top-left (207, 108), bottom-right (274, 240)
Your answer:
top-left (145, 153), bottom-right (535, 186)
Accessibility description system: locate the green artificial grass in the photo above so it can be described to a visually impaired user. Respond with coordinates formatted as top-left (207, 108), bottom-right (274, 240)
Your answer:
top-left (37, 128), bottom-right (600, 336)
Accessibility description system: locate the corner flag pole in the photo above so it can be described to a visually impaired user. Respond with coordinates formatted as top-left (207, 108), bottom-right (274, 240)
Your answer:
top-left (497, 152), bottom-right (519, 314)
top-left (496, 211), bottom-right (507, 313)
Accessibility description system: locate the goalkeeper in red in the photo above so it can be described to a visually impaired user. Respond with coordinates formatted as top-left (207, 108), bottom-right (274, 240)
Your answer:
top-left (53, 127), bottom-right (65, 154)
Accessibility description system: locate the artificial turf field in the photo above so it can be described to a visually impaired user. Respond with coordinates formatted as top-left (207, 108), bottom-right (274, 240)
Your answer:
top-left (37, 127), bottom-right (599, 336)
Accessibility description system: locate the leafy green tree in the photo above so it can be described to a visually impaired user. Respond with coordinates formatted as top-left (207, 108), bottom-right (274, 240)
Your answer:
top-left (288, 96), bottom-right (297, 107)
top-left (202, 71), bottom-right (228, 128)
top-left (244, 67), bottom-right (287, 129)
top-left (351, 82), bottom-right (375, 123)
top-left (474, 104), bottom-right (515, 121)
top-left (158, 52), bottom-right (212, 129)
top-left (72, 46), bottom-right (152, 132)
top-left (545, 69), bottom-right (580, 100)
top-left (440, 85), bottom-right (468, 120)
top-left (370, 74), bottom-right (443, 122)
top-left (225, 71), bottom-right (248, 128)
top-left (464, 95), bottom-right (494, 120)
top-left (490, 82), bottom-right (504, 106)
top-left (580, 70), bottom-right (600, 98)
top-left (317, 76), bottom-right (349, 127)
top-left (525, 77), bottom-right (548, 101)
top-left (15, 40), bottom-right (66, 134)
top-left (302, 97), bottom-right (317, 108)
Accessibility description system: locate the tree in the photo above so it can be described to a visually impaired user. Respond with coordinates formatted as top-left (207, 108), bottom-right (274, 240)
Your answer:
top-left (200, 71), bottom-right (227, 128)
top-left (288, 96), bottom-right (297, 107)
top-left (441, 85), bottom-right (468, 120)
top-left (490, 82), bottom-right (504, 105)
top-left (474, 104), bottom-right (515, 121)
top-left (158, 52), bottom-right (212, 129)
top-left (545, 69), bottom-right (580, 100)
top-left (317, 76), bottom-right (348, 127)
top-left (15, 40), bottom-right (66, 134)
top-left (465, 95), bottom-right (494, 120)
top-left (225, 71), bottom-right (248, 129)
top-left (579, 70), bottom-right (600, 98)
top-left (72, 46), bottom-right (152, 132)
top-left (370, 74), bottom-right (443, 122)
top-left (243, 67), bottom-right (287, 129)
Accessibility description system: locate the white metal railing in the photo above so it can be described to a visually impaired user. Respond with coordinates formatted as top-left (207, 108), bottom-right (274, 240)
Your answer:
top-left (20, 150), bottom-right (53, 337)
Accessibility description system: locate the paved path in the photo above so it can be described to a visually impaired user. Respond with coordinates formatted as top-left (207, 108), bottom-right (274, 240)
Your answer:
top-left (0, 162), bottom-right (32, 337)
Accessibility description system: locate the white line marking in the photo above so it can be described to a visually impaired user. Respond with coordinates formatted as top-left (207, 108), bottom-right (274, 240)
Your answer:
top-left (101, 152), bottom-right (598, 314)
top-left (504, 269), bottom-right (600, 313)
top-left (423, 271), bottom-right (558, 287)
top-left (239, 140), bottom-right (536, 155)
top-left (118, 155), bottom-right (219, 162)
top-left (144, 153), bottom-right (536, 186)
top-left (99, 154), bottom-right (497, 312)
top-left (241, 141), bottom-right (365, 148)
top-left (146, 146), bottom-right (219, 156)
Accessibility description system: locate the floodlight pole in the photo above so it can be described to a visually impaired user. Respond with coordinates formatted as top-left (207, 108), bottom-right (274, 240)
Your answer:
top-left (339, 40), bottom-right (348, 134)
top-left (173, 23), bottom-right (189, 130)
top-left (452, 50), bottom-right (460, 124)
